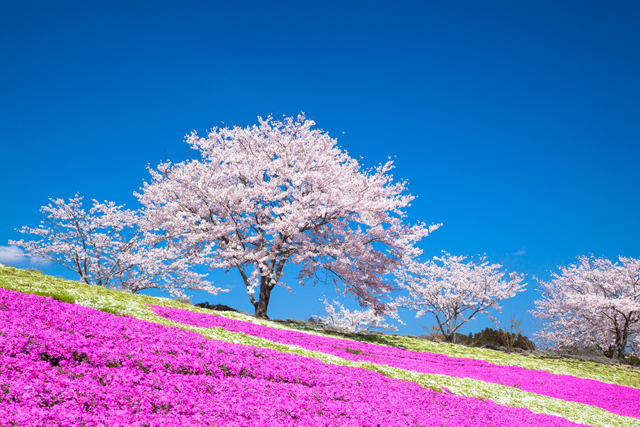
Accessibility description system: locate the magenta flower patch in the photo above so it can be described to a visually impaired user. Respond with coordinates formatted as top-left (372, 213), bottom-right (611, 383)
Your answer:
top-left (151, 305), bottom-right (640, 419)
top-left (0, 289), bottom-right (589, 426)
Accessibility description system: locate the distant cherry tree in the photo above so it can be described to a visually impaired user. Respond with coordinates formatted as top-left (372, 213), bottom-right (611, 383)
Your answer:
top-left (313, 297), bottom-right (403, 333)
top-left (396, 252), bottom-right (526, 343)
top-left (10, 194), bottom-right (225, 298)
top-left (531, 255), bottom-right (640, 360)
top-left (137, 114), bottom-right (440, 319)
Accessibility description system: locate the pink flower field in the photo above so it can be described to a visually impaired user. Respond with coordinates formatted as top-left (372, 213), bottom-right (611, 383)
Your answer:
top-left (0, 288), bottom-right (592, 427)
top-left (151, 305), bottom-right (640, 418)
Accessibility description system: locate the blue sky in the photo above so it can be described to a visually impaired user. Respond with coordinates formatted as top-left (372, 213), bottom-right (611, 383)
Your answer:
top-left (1, 1), bottom-right (639, 339)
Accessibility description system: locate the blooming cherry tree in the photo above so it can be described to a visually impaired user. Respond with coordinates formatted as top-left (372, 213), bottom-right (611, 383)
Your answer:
top-left (313, 297), bottom-right (403, 333)
top-left (10, 194), bottom-right (225, 297)
top-left (531, 255), bottom-right (640, 360)
top-left (396, 252), bottom-right (526, 343)
top-left (137, 114), bottom-right (440, 319)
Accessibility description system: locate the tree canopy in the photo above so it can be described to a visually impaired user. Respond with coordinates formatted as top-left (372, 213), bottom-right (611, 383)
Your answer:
top-left (532, 255), bottom-right (640, 360)
top-left (397, 252), bottom-right (526, 343)
top-left (10, 194), bottom-right (223, 298)
top-left (137, 114), bottom-right (440, 318)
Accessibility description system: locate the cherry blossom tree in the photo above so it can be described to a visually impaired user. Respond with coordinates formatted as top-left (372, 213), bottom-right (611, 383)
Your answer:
top-left (313, 297), bottom-right (403, 333)
top-left (531, 255), bottom-right (640, 361)
top-left (396, 252), bottom-right (526, 343)
top-left (9, 194), bottom-right (225, 298)
top-left (136, 114), bottom-right (440, 319)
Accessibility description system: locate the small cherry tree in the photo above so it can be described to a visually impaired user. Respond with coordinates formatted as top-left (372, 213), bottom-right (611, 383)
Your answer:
top-left (531, 255), bottom-right (640, 361)
top-left (137, 114), bottom-right (440, 319)
top-left (9, 194), bottom-right (225, 298)
top-left (314, 298), bottom-right (403, 333)
top-left (396, 252), bottom-right (526, 343)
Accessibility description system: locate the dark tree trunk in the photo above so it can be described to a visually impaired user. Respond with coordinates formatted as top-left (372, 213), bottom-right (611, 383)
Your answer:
top-left (254, 282), bottom-right (274, 319)
top-left (616, 328), bottom-right (629, 361)
top-left (239, 259), bottom-right (286, 320)
top-left (603, 345), bottom-right (616, 359)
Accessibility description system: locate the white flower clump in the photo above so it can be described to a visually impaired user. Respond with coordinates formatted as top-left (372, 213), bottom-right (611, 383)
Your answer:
top-left (314, 297), bottom-right (403, 333)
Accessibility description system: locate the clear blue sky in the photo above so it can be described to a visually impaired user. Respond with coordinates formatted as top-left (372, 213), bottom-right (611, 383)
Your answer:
top-left (1, 1), bottom-right (639, 339)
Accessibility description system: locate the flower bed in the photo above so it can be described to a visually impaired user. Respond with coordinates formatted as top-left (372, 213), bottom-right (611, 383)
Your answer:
top-left (3, 265), bottom-right (637, 390)
top-left (0, 288), bottom-right (591, 427)
top-left (151, 305), bottom-right (640, 419)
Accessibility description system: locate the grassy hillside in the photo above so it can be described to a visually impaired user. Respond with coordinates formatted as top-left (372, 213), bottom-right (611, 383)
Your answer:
top-left (1, 264), bottom-right (639, 427)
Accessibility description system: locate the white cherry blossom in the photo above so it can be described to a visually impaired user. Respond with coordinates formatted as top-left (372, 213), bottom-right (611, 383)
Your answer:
top-left (137, 114), bottom-right (440, 318)
top-left (314, 297), bottom-right (403, 333)
top-left (396, 252), bottom-right (526, 343)
top-left (531, 255), bottom-right (640, 360)
top-left (10, 194), bottom-right (225, 298)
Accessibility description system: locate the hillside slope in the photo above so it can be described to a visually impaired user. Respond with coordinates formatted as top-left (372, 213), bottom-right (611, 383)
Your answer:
top-left (1, 265), bottom-right (639, 427)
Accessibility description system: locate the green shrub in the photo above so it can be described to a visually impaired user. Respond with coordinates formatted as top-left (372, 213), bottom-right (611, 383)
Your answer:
top-left (626, 354), bottom-right (640, 367)
top-left (468, 328), bottom-right (536, 350)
